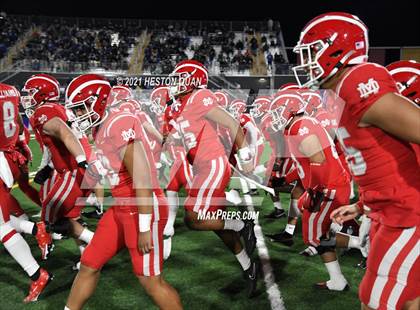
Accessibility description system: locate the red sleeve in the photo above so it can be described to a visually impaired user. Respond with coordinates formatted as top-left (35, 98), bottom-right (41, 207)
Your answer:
top-left (287, 118), bottom-right (320, 146)
top-left (108, 114), bottom-right (144, 150)
top-left (190, 89), bottom-right (219, 119)
top-left (337, 63), bottom-right (398, 122)
top-left (33, 104), bottom-right (67, 131)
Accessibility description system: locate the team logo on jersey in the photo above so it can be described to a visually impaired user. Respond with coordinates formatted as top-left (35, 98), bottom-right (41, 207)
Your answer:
top-left (121, 128), bottom-right (136, 142)
top-left (203, 97), bottom-right (214, 107)
top-left (357, 78), bottom-right (380, 99)
top-left (38, 114), bottom-right (48, 124)
top-left (298, 127), bottom-right (309, 136)
top-left (320, 119), bottom-right (331, 128)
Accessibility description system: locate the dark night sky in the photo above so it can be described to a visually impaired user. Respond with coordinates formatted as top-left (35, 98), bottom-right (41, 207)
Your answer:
top-left (2, 0), bottom-right (419, 46)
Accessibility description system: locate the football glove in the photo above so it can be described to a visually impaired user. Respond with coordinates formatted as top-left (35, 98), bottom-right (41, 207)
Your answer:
top-left (34, 165), bottom-right (54, 184)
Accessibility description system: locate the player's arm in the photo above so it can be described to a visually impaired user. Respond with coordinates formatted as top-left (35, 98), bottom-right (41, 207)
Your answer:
top-left (121, 141), bottom-right (154, 254)
top-left (15, 114), bottom-right (33, 162)
top-left (42, 117), bottom-right (86, 162)
top-left (206, 106), bottom-right (253, 172)
top-left (298, 134), bottom-right (326, 164)
top-left (361, 92), bottom-right (420, 144)
top-left (143, 121), bottom-right (163, 144)
top-left (297, 133), bottom-right (329, 212)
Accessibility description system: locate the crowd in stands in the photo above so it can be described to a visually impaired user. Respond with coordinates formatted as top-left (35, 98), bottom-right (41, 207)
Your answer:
top-left (0, 13), bottom-right (31, 59)
top-left (14, 21), bottom-right (142, 72)
top-left (1, 14), bottom-right (289, 75)
top-left (143, 23), bottom-right (288, 75)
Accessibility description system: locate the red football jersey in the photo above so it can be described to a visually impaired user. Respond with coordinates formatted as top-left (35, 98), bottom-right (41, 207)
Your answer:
top-left (94, 110), bottom-right (160, 197)
top-left (335, 62), bottom-right (420, 227)
top-left (135, 111), bottom-right (157, 162)
top-left (285, 116), bottom-right (349, 190)
top-left (31, 103), bottom-right (78, 173)
top-left (315, 109), bottom-right (349, 174)
top-left (0, 83), bottom-right (20, 151)
top-left (169, 89), bottom-right (226, 165)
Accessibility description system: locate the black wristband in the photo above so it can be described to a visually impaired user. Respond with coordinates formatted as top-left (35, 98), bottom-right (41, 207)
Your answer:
top-left (78, 160), bottom-right (88, 169)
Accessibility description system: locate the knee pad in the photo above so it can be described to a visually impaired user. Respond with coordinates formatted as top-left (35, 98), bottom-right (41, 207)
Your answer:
top-left (50, 218), bottom-right (71, 236)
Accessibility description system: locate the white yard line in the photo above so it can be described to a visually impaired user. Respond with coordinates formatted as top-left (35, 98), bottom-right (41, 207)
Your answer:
top-left (242, 190), bottom-right (286, 310)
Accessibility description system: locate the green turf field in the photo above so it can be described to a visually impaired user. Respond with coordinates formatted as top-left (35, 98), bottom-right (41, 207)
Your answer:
top-left (0, 140), bottom-right (365, 309)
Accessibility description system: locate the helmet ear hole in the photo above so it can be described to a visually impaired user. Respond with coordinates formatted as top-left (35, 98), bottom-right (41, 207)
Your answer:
top-left (329, 50), bottom-right (343, 58)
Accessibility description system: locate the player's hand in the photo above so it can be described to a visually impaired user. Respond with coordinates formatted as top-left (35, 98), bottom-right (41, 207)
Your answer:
top-left (330, 203), bottom-right (360, 225)
top-left (138, 231), bottom-right (153, 254)
top-left (20, 142), bottom-right (33, 163)
top-left (78, 160), bottom-right (108, 180)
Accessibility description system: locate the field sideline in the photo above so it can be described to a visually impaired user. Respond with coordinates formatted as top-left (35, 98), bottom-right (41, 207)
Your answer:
top-left (0, 140), bottom-right (365, 310)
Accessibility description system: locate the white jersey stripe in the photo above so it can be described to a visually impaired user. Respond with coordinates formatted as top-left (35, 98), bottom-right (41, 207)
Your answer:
top-left (53, 170), bottom-right (77, 220)
top-left (368, 227), bottom-right (417, 309)
top-left (193, 159), bottom-right (217, 212)
top-left (316, 189), bottom-right (336, 241)
top-left (387, 231), bottom-right (419, 309)
top-left (45, 171), bottom-right (70, 222)
top-left (203, 156), bottom-right (225, 213)
top-left (152, 221), bottom-right (160, 275)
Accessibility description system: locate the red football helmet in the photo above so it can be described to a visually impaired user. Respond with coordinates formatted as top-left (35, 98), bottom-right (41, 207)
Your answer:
top-left (169, 60), bottom-right (208, 97)
top-left (65, 74), bottom-right (111, 132)
top-left (298, 88), bottom-right (323, 116)
top-left (229, 99), bottom-right (247, 119)
top-left (250, 95), bottom-right (271, 118)
top-left (118, 99), bottom-right (141, 114)
top-left (269, 90), bottom-right (306, 132)
top-left (293, 12), bottom-right (369, 88)
top-left (149, 86), bottom-right (170, 114)
top-left (109, 85), bottom-right (133, 106)
top-left (387, 60), bottom-right (420, 105)
top-left (21, 74), bottom-right (60, 113)
top-left (279, 82), bottom-right (300, 91)
top-left (214, 91), bottom-right (231, 108)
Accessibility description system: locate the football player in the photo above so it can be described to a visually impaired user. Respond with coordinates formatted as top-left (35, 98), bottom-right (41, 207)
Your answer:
top-left (148, 86), bottom-right (193, 260)
top-left (0, 82), bottom-right (52, 302)
top-left (165, 60), bottom-right (259, 297)
top-left (387, 60), bottom-right (420, 165)
top-left (21, 74), bottom-right (97, 258)
top-left (293, 12), bottom-right (419, 309)
top-left (268, 90), bottom-right (352, 291)
top-left (64, 74), bottom-right (182, 310)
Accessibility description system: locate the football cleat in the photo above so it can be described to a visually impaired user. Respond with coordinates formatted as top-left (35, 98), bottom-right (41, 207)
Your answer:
top-left (240, 221), bottom-right (257, 256)
top-left (299, 246), bottom-right (318, 257)
top-left (314, 281), bottom-right (349, 291)
top-left (356, 257), bottom-right (367, 270)
top-left (264, 208), bottom-right (286, 219)
top-left (35, 222), bottom-right (53, 260)
top-left (23, 269), bottom-right (52, 303)
top-left (244, 260), bottom-right (259, 298)
top-left (266, 230), bottom-right (294, 247)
